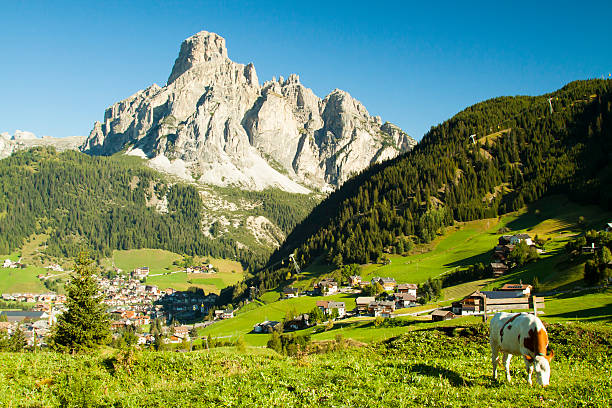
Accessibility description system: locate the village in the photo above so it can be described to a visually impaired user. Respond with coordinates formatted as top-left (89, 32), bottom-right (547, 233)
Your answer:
top-left (0, 263), bottom-right (220, 348)
top-left (252, 232), bottom-right (548, 332)
top-left (0, 229), bottom-right (605, 347)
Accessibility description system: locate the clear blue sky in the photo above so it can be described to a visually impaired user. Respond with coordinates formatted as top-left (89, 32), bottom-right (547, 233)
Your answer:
top-left (1, 1), bottom-right (610, 140)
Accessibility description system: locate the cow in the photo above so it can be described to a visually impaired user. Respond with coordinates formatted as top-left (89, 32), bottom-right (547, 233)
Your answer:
top-left (489, 312), bottom-right (554, 386)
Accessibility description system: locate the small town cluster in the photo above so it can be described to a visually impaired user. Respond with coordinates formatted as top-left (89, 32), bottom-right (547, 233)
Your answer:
top-left (253, 276), bottom-right (419, 333)
top-left (0, 264), bottom-right (219, 347)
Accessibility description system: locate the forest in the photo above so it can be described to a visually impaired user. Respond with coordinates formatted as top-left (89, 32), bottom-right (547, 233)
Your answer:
top-left (0, 149), bottom-right (314, 272)
top-left (226, 79), bottom-right (612, 302)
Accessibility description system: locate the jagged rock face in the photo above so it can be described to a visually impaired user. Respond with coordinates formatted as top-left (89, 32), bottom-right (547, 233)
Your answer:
top-left (81, 30), bottom-right (416, 192)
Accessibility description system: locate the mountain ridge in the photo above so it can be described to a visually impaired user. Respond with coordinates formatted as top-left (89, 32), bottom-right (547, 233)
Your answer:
top-left (222, 79), bottom-right (612, 302)
top-left (81, 30), bottom-right (416, 192)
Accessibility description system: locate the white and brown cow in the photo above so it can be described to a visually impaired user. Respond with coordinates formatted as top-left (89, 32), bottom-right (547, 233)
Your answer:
top-left (489, 312), bottom-right (554, 386)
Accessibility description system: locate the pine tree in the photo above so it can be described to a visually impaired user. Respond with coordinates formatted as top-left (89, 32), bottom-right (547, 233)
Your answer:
top-left (51, 252), bottom-right (110, 352)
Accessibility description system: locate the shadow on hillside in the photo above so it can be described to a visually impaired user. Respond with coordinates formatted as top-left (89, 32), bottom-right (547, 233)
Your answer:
top-left (443, 250), bottom-right (493, 269)
top-left (410, 363), bottom-right (472, 387)
top-left (546, 305), bottom-right (612, 322)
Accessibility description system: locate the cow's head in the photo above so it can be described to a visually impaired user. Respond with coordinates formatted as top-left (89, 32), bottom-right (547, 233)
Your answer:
top-left (525, 349), bottom-right (554, 386)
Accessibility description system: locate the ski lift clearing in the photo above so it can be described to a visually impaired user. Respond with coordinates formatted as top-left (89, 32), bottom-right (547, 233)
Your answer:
top-left (476, 128), bottom-right (511, 144)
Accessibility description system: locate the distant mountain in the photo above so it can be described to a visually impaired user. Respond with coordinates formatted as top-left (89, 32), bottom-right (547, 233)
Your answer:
top-left (0, 130), bottom-right (84, 159)
top-left (224, 79), bottom-right (612, 301)
top-left (81, 31), bottom-right (415, 192)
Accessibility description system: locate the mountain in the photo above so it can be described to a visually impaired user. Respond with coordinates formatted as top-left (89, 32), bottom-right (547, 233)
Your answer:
top-left (81, 31), bottom-right (415, 192)
top-left (0, 147), bottom-right (320, 271)
top-left (0, 130), bottom-right (84, 159)
top-left (225, 79), bottom-right (612, 300)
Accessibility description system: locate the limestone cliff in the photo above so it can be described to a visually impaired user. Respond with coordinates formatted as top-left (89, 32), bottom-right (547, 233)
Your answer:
top-left (82, 30), bottom-right (416, 192)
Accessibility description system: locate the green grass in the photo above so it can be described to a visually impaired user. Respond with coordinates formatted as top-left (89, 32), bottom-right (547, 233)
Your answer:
top-left (107, 249), bottom-right (245, 293)
top-left (109, 249), bottom-right (182, 275)
top-left (0, 322), bottom-right (609, 407)
top-left (359, 218), bottom-right (502, 284)
top-left (543, 288), bottom-right (612, 322)
top-left (201, 293), bottom-right (359, 346)
top-left (360, 195), bottom-right (611, 293)
top-left (0, 266), bottom-right (48, 293)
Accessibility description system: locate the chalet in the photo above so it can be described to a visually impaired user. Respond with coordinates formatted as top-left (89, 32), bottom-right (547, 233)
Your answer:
top-left (369, 300), bottom-right (395, 317)
top-left (393, 292), bottom-right (417, 308)
top-left (173, 325), bottom-right (190, 337)
top-left (285, 314), bottom-right (311, 331)
top-left (605, 222), bottom-right (612, 232)
top-left (500, 283), bottom-right (532, 296)
top-left (431, 309), bottom-right (455, 321)
top-left (132, 266), bottom-right (149, 280)
top-left (371, 277), bottom-right (397, 291)
top-left (452, 289), bottom-right (528, 315)
top-left (253, 320), bottom-right (281, 333)
top-left (214, 309), bottom-right (234, 319)
top-left (490, 262), bottom-right (509, 277)
top-left (510, 233), bottom-right (533, 246)
top-left (348, 275), bottom-right (362, 287)
top-left (355, 296), bottom-right (376, 314)
top-left (314, 279), bottom-right (338, 295)
top-left (316, 300), bottom-right (346, 317)
top-left (498, 235), bottom-right (513, 245)
top-left (396, 283), bottom-right (418, 297)
top-left (282, 286), bottom-right (300, 298)
top-left (452, 296), bottom-right (481, 315)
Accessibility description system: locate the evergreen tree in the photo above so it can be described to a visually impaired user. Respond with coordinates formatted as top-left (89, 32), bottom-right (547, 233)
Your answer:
top-left (9, 326), bottom-right (27, 352)
top-left (51, 252), bottom-right (110, 352)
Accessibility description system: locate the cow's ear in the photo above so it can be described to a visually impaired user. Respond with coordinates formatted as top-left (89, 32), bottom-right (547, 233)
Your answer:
top-left (524, 354), bottom-right (534, 363)
top-left (546, 348), bottom-right (554, 362)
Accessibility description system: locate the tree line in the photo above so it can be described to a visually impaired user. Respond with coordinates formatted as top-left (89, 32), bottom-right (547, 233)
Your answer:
top-left (224, 79), bottom-right (612, 302)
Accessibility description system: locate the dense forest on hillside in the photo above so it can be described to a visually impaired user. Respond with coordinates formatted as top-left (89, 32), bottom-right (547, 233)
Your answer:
top-left (223, 79), bottom-right (612, 302)
top-left (0, 149), bottom-right (313, 272)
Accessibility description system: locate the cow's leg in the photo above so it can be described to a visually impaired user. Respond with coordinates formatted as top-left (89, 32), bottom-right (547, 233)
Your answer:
top-left (503, 353), bottom-right (512, 383)
top-left (490, 344), bottom-right (500, 380)
top-left (523, 356), bottom-right (534, 386)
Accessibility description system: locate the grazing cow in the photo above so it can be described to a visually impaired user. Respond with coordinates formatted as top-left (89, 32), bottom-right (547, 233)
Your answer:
top-left (489, 312), bottom-right (554, 386)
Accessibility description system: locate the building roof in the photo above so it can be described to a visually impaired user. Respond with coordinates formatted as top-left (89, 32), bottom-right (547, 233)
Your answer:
top-left (514, 233), bottom-right (531, 239)
top-left (328, 301), bottom-right (345, 309)
top-left (500, 284), bottom-right (532, 291)
top-left (397, 283), bottom-right (418, 290)
top-left (394, 293), bottom-right (417, 301)
top-left (283, 286), bottom-right (299, 294)
top-left (490, 262), bottom-right (509, 269)
top-left (477, 290), bottom-right (527, 299)
top-left (356, 296), bottom-right (376, 305)
top-left (431, 309), bottom-right (454, 317)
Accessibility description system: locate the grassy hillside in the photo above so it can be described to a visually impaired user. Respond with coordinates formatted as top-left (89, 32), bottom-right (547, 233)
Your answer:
top-left (203, 195), bottom-right (611, 345)
top-left (0, 322), bottom-right (609, 407)
top-left (246, 79), bottom-right (612, 302)
top-left (105, 249), bottom-right (246, 293)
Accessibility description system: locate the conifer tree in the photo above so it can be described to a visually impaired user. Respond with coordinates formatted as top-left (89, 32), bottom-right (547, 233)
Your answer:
top-left (51, 252), bottom-right (110, 352)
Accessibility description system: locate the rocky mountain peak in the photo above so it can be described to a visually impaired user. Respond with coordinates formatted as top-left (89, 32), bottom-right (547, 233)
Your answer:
top-left (82, 30), bottom-right (416, 192)
top-left (167, 31), bottom-right (229, 85)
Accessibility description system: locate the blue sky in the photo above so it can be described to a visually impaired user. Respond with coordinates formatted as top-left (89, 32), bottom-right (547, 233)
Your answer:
top-left (1, 1), bottom-right (610, 140)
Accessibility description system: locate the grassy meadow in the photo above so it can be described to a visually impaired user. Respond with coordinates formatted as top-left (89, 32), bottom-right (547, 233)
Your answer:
top-left (0, 322), bottom-right (609, 407)
top-left (106, 249), bottom-right (245, 293)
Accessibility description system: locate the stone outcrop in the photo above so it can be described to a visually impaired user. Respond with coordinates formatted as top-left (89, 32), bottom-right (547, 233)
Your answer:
top-left (81, 30), bottom-right (416, 192)
top-left (0, 131), bottom-right (85, 159)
